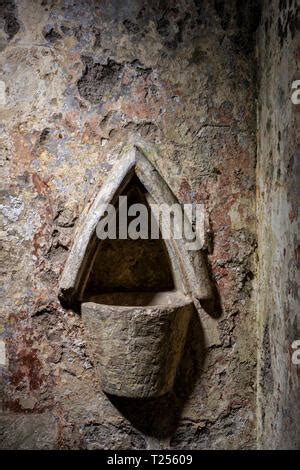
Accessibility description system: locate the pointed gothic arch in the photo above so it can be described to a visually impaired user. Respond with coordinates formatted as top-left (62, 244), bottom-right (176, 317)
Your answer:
top-left (59, 143), bottom-right (212, 306)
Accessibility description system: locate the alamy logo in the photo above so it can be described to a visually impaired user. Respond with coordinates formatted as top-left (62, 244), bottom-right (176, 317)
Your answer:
top-left (291, 80), bottom-right (300, 104)
top-left (96, 197), bottom-right (205, 251)
top-left (292, 340), bottom-right (300, 365)
top-left (0, 80), bottom-right (6, 106)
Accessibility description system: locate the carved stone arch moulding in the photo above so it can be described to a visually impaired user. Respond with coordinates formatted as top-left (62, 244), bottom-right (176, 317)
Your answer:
top-left (59, 141), bottom-right (212, 305)
top-left (58, 141), bottom-right (212, 398)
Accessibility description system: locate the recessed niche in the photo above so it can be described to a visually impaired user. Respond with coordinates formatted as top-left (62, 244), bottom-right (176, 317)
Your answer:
top-left (82, 176), bottom-right (175, 304)
top-left (59, 144), bottom-right (212, 398)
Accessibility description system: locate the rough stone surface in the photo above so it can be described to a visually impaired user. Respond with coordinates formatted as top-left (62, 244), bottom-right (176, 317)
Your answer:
top-left (82, 296), bottom-right (193, 398)
top-left (256, 0), bottom-right (300, 449)
top-left (0, 0), bottom-right (263, 449)
top-left (0, 413), bottom-right (58, 449)
top-left (0, 0), bottom-right (20, 50)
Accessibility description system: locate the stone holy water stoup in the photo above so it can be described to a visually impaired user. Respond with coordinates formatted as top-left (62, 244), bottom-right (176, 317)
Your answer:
top-left (59, 141), bottom-right (212, 398)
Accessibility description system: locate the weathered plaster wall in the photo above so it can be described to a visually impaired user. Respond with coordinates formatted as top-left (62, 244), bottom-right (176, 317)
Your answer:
top-left (256, 0), bottom-right (300, 449)
top-left (0, 0), bottom-right (260, 449)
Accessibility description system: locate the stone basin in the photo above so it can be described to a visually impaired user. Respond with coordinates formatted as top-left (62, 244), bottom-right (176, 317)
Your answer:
top-left (81, 291), bottom-right (193, 398)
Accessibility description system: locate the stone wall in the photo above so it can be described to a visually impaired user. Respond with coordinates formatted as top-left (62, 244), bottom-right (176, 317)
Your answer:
top-left (1, 0), bottom-right (260, 449)
top-left (256, 0), bottom-right (300, 449)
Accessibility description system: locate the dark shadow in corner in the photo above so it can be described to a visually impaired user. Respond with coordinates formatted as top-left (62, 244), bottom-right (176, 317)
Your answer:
top-left (106, 306), bottom-right (206, 439)
top-left (199, 250), bottom-right (223, 320)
